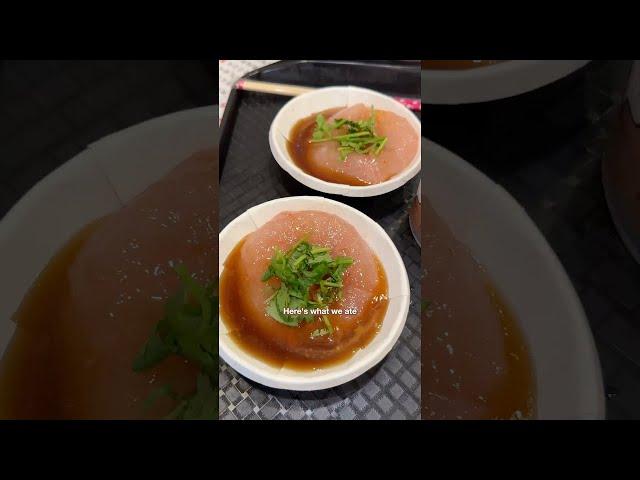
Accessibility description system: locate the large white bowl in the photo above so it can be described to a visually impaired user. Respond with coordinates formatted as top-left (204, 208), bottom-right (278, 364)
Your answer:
top-left (422, 60), bottom-right (591, 105)
top-left (218, 196), bottom-right (411, 391)
top-left (269, 86), bottom-right (421, 197)
top-left (424, 137), bottom-right (605, 419)
top-left (0, 107), bottom-right (217, 357)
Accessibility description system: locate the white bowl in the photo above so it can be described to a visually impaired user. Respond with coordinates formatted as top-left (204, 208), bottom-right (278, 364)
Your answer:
top-left (424, 137), bottom-right (604, 419)
top-left (0, 107), bottom-right (217, 357)
top-left (218, 196), bottom-right (410, 391)
top-left (268, 86), bottom-right (421, 197)
top-left (422, 60), bottom-right (591, 105)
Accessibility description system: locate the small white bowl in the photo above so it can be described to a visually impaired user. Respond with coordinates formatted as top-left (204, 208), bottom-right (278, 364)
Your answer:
top-left (268, 86), bottom-right (421, 197)
top-left (218, 196), bottom-right (411, 391)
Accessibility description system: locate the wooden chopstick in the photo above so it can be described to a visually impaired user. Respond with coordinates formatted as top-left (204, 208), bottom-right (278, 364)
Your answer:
top-left (235, 79), bottom-right (314, 97)
top-left (235, 79), bottom-right (421, 112)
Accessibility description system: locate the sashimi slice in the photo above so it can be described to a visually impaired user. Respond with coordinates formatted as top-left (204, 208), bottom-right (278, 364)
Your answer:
top-left (306, 103), bottom-right (418, 185)
top-left (231, 210), bottom-right (383, 360)
top-left (63, 149), bottom-right (217, 418)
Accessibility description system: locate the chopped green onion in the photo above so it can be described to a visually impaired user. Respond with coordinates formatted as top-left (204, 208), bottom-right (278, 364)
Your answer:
top-left (261, 239), bottom-right (353, 338)
top-left (310, 105), bottom-right (387, 162)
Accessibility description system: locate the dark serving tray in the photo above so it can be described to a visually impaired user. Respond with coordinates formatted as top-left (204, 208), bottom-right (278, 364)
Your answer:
top-left (218, 60), bottom-right (421, 420)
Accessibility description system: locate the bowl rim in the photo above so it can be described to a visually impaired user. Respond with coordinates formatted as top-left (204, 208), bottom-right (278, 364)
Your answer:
top-left (424, 137), bottom-right (605, 419)
top-left (421, 60), bottom-right (591, 105)
top-left (268, 86), bottom-right (421, 198)
top-left (218, 195), bottom-right (411, 391)
top-left (0, 106), bottom-right (218, 358)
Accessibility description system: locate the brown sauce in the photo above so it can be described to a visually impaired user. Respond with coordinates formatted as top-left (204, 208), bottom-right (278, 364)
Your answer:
top-left (287, 107), bottom-right (370, 187)
top-left (421, 60), bottom-right (502, 70)
top-left (421, 196), bottom-right (536, 419)
top-left (0, 220), bottom-right (102, 418)
top-left (220, 237), bottom-right (389, 370)
top-left (0, 150), bottom-right (217, 419)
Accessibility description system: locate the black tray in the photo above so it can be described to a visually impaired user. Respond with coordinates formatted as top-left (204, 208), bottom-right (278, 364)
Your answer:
top-left (218, 60), bottom-right (421, 420)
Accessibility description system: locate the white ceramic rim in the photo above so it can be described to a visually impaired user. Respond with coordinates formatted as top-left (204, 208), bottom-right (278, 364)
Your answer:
top-left (422, 60), bottom-right (591, 105)
top-left (268, 86), bottom-right (421, 197)
top-left (0, 106), bottom-right (217, 358)
top-left (218, 196), bottom-right (411, 391)
top-left (424, 137), bottom-right (605, 419)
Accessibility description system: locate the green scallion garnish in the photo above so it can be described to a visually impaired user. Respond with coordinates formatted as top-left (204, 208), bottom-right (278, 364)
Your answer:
top-left (262, 239), bottom-right (353, 338)
top-left (310, 106), bottom-right (387, 162)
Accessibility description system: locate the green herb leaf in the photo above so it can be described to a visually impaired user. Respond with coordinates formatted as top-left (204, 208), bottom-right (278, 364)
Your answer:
top-left (310, 106), bottom-right (387, 162)
top-left (262, 239), bottom-right (353, 336)
top-left (142, 384), bottom-right (177, 411)
top-left (132, 266), bottom-right (218, 419)
top-left (310, 327), bottom-right (330, 338)
top-left (266, 294), bottom-right (297, 326)
top-left (166, 373), bottom-right (217, 420)
top-left (322, 315), bottom-right (334, 334)
top-left (132, 330), bottom-right (172, 372)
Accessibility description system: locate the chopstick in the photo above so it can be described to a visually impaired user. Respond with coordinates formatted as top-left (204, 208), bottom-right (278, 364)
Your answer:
top-left (235, 79), bottom-right (421, 112)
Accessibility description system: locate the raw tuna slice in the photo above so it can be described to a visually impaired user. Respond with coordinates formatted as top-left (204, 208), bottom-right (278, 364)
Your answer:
top-left (306, 103), bottom-right (418, 185)
top-left (233, 210), bottom-right (383, 360)
top-left (1, 149), bottom-right (217, 419)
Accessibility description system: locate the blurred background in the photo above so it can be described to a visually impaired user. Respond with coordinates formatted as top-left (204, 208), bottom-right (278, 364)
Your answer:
top-left (423, 60), bottom-right (640, 419)
top-left (0, 60), bottom-right (216, 219)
